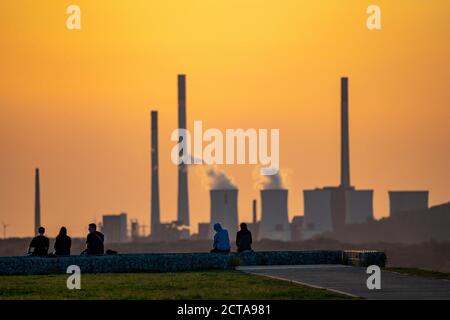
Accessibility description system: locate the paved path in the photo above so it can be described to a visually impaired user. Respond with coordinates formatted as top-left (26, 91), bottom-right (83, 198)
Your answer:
top-left (237, 265), bottom-right (450, 300)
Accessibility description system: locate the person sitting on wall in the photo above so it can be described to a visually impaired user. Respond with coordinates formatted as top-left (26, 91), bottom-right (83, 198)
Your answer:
top-left (54, 226), bottom-right (71, 256)
top-left (81, 223), bottom-right (104, 255)
top-left (28, 226), bottom-right (49, 256)
top-left (236, 223), bottom-right (253, 253)
top-left (210, 223), bottom-right (231, 253)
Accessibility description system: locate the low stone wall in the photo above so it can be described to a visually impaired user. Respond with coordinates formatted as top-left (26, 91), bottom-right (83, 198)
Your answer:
top-left (342, 250), bottom-right (387, 268)
top-left (0, 250), bottom-right (386, 275)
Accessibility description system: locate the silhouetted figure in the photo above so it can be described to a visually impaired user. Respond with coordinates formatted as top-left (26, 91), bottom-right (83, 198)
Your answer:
top-left (236, 223), bottom-right (253, 253)
top-left (210, 223), bottom-right (230, 253)
top-left (54, 226), bottom-right (71, 256)
top-left (82, 223), bottom-right (104, 255)
top-left (28, 227), bottom-right (49, 256)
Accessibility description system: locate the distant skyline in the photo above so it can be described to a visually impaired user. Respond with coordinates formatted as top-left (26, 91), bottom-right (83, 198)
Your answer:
top-left (0, 1), bottom-right (449, 237)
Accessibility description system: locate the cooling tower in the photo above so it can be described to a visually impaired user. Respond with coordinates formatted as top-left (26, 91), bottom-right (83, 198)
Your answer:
top-left (258, 189), bottom-right (290, 241)
top-left (252, 199), bottom-right (257, 224)
top-left (177, 74), bottom-right (190, 226)
top-left (150, 110), bottom-right (160, 237)
top-left (303, 189), bottom-right (333, 234)
top-left (209, 189), bottom-right (238, 237)
top-left (345, 190), bottom-right (373, 224)
top-left (34, 168), bottom-right (41, 234)
top-left (389, 191), bottom-right (429, 216)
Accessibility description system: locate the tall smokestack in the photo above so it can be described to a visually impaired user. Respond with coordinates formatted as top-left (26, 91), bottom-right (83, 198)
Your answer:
top-left (340, 77), bottom-right (351, 188)
top-left (252, 199), bottom-right (257, 224)
top-left (34, 168), bottom-right (40, 234)
top-left (177, 74), bottom-right (190, 226)
top-left (150, 110), bottom-right (160, 236)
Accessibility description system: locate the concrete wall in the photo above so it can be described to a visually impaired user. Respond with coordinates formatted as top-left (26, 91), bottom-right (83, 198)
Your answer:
top-left (0, 250), bottom-right (386, 275)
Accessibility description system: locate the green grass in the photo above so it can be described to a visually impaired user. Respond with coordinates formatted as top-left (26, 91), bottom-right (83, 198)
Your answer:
top-left (386, 267), bottom-right (450, 281)
top-left (0, 271), bottom-right (351, 300)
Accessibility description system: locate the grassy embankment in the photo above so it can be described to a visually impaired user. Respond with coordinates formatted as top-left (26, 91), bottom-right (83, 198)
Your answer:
top-left (0, 270), bottom-right (351, 300)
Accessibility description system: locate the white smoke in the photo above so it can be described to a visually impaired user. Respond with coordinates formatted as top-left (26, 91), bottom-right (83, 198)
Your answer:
top-left (195, 165), bottom-right (236, 190)
top-left (206, 168), bottom-right (237, 190)
top-left (253, 166), bottom-right (290, 190)
top-left (261, 172), bottom-right (283, 189)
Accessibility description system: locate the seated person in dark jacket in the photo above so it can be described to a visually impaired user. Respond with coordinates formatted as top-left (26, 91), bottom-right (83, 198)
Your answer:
top-left (28, 226), bottom-right (49, 256)
top-left (84, 223), bottom-right (104, 255)
top-left (210, 223), bottom-right (231, 253)
top-left (236, 223), bottom-right (253, 253)
top-left (54, 226), bottom-right (71, 256)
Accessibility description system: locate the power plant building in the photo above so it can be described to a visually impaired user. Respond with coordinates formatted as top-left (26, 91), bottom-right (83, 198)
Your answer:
top-left (197, 223), bottom-right (210, 240)
top-left (130, 219), bottom-right (140, 241)
top-left (389, 191), bottom-right (429, 216)
top-left (258, 189), bottom-right (290, 241)
top-left (302, 77), bottom-right (373, 239)
top-left (102, 212), bottom-right (128, 243)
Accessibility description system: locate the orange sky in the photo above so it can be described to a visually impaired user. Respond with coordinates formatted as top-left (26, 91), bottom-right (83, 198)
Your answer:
top-left (0, 0), bottom-right (449, 237)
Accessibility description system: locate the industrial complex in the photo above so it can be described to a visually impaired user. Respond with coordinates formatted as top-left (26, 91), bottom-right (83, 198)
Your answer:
top-left (32, 75), bottom-right (432, 243)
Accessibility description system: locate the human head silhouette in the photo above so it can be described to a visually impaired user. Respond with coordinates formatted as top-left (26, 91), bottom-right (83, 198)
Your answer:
top-left (213, 223), bottom-right (222, 232)
top-left (59, 226), bottom-right (67, 236)
top-left (88, 223), bottom-right (96, 233)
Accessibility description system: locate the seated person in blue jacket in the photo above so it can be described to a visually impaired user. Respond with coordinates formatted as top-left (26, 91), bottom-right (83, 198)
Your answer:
top-left (210, 223), bottom-right (231, 253)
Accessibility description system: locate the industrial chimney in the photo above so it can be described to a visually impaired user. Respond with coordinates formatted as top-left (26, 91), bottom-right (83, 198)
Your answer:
top-left (177, 74), bottom-right (190, 226)
top-left (150, 110), bottom-right (160, 237)
top-left (34, 168), bottom-right (41, 235)
top-left (252, 199), bottom-right (257, 224)
top-left (210, 189), bottom-right (238, 237)
top-left (258, 189), bottom-right (290, 241)
top-left (340, 77), bottom-right (351, 188)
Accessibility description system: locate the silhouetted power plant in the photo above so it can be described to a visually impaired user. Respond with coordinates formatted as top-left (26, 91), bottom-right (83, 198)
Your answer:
top-left (389, 191), bottom-right (429, 216)
top-left (20, 72), bottom-right (438, 242)
top-left (209, 189), bottom-right (239, 237)
top-left (148, 75), bottom-right (192, 241)
top-left (143, 74), bottom-right (432, 242)
top-left (34, 168), bottom-right (41, 235)
top-left (302, 77), bottom-right (374, 239)
top-left (258, 189), bottom-right (290, 241)
top-left (101, 212), bottom-right (129, 243)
